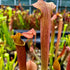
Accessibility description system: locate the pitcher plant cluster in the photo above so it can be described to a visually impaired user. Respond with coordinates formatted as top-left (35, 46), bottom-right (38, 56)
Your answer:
top-left (0, 0), bottom-right (70, 70)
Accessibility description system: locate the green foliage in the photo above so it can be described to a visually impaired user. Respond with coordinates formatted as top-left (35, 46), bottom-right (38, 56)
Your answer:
top-left (4, 52), bottom-right (17, 70)
top-left (0, 43), bottom-right (17, 70)
top-left (18, 13), bottom-right (24, 26)
top-left (60, 24), bottom-right (68, 48)
top-left (0, 57), bottom-right (3, 70)
top-left (65, 35), bottom-right (70, 47)
top-left (0, 21), bottom-right (4, 40)
top-left (0, 17), bottom-right (15, 50)
top-left (6, 7), bottom-right (12, 21)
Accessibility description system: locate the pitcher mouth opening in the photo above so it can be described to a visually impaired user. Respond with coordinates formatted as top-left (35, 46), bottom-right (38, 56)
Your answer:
top-left (15, 40), bottom-right (25, 47)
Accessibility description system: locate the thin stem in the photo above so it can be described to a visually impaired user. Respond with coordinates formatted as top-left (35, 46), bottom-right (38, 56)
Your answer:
top-left (55, 18), bottom-right (63, 60)
top-left (50, 21), bottom-right (55, 70)
top-left (60, 24), bottom-right (68, 48)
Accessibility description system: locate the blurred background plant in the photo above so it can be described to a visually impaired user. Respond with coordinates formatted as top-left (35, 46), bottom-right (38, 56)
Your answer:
top-left (0, 16), bottom-right (15, 51)
top-left (0, 38), bottom-right (17, 70)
